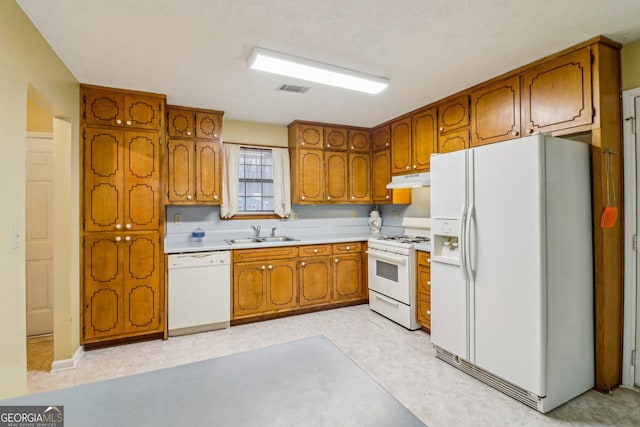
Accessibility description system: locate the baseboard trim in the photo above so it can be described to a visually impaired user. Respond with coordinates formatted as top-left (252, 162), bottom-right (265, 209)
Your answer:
top-left (50, 346), bottom-right (84, 372)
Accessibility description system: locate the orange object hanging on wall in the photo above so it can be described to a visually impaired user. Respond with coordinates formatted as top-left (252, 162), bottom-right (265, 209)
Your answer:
top-left (600, 148), bottom-right (617, 228)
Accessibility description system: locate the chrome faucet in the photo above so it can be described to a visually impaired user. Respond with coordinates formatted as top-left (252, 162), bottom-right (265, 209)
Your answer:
top-left (251, 225), bottom-right (261, 237)
top-left (271, 227), bottom-right (277, 237)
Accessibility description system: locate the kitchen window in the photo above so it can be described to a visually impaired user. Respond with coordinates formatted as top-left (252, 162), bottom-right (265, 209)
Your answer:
top-left (221, 143), bottom-right (291, 219)
top-left (238, 147), bottom-right (274, 213)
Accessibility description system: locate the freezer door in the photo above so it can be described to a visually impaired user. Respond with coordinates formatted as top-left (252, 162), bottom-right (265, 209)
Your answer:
top-left (430, 150), bottom-right (467, 220)
top-left (470, 136), bottom-right (546, 396)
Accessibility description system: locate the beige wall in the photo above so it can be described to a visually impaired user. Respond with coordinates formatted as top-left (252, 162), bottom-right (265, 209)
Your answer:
top-left (622, 39), bottom-right (640, 91)
top-left (0, 1), bottom-right (79, 398)
top-left (223, 119), bottom-right (288, 147)
top-left (27, 98), bottom-right (54, 133)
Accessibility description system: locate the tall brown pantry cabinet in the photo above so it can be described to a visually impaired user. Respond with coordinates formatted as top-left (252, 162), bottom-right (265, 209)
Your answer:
top-left (81, 84), bottom-right (166, 345)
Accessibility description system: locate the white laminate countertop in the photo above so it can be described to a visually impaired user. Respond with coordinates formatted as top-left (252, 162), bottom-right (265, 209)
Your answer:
top-left (414, 243), bottom-right (431, 252)
top-left (165, 232), bottom-right (374, 254)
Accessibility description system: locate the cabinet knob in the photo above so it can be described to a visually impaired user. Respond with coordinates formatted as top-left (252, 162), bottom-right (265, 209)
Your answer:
top-left (385, 142), bottom-right (389, 147)
top-left (301, 142), bottom-right (305, 146)
top-left (346, 246), bottom-right (351, 250)
top-left (115, 236), bottom-right (122, 242)
top-left (187, 131), bottom-right (191, 136)
top-left (439, 126), bottom-right (444, 132)
top-left (385, 195), bottom-right (390, 199)
top-left (187, 195), bottom-right (193, 200)
top-left (301, 196), bottom-right (305, 200)
top-left (213, 133), bottom-right (218, 138)
top-left (301, 261), bottom-right (306, 266)
top-left (126, 120), bottom-right (132, 126)
top-left (261, 265), bottom-right (266, 270)
top-left (214, 195), bottom-right (219, 200)
top-left (335, 258), bottom-right (339, 263)
top-left (268, 265), bottom-right (273, 270)
top-left (125, 236), bottom-right (131, 241)
top-left (427, 258), bottom-right (430, 263)
top-left (313, 249), bottom-right (318, 253)
top-left (428, 281), bottom-right (431, 286)
top-left (351, 146), bottom-right (355, 150)
top-left (413, 165), bottom-right (417, 169)
top-left (351, 196), bottom-right (355, 200)
top-left (511, 131), bottom-right (519, 136)
top-left (326, 144), bottom-right (330, 148)
top-left (115, 224), bottom-right (122, 229)
top-left (327, 196), bottom-right (331, 200)
top-left (405, 165), bottom-right (410, 170)
top-left (528, 129), bottom-right (534, 134)
top-left (116, 119), bottom-right (122, 125)
top-left (125, 224), bottom-right (131, 229)
top-left (427, 310), bottom-right (431, 315)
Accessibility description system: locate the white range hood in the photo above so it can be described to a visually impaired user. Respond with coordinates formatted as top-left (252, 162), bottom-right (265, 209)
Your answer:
top-left (386, 172), bottom-right (430, 189)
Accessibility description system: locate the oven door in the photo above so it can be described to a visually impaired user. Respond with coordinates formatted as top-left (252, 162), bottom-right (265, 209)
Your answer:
top-left (367, 247), bottom-right (411, 304)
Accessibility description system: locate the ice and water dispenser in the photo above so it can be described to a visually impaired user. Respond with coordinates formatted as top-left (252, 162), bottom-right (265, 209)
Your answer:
top-left (431, 218), bottom-right (461, 265)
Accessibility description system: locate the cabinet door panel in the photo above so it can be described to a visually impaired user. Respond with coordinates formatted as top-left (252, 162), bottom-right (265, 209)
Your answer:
top-left (195, 140), bottom-right (221, 203)
top-left (83, 89), bottom-right (124, 127)
top-left (438, 128), bottom-right (469, 153)
top-left (372, 149), bottom-right (392, 203)
top-left (195, 112), bottom-right (221, 140)
top-left (299, 258), bottom-right (331, 306)
top-left (167, 109), bottom-right (195, 138)
top-left (438, 94), bottom-right (470, 133)
top-left (297, 124), bottom-right (324, 149)
top-left (167, 140), bottom-right (194, 202)
top-left (333, 254), bottom-right (362, 302)
top-left (233, 262), bottom-right (267, 317)
top-left (83, 128), bottom-right (123, 231)
top-left (349, 153), bottom-right (371, 203)
top-left (267, 260), bottom-right (297, 311)
top-left (124, 232), bottom-right (161, 333)
top-left (471, 75), bottom-right (521, 147)
top-left (324, 127), bottom-right (348, 151)
top-left (348, 129), bottom-right (370, 153)
top-left (412, 107), bottom-right (437, 172)
top-left (123, 95), bottom-right (162, 130)
top-left (522, 48), bottom-right (592, 134)
top-left (124, 131), bottom-right (160, 229)
top-left (83, 233), bottom-right (124, 340)
top-left (391, 117), bottom-right (412, 174)
top-left (325, 151), bottom-right (348, 202)
top-left (299, 149), bottom-right (324, 202)
top-left (372, 126), bottom-right (390, 151)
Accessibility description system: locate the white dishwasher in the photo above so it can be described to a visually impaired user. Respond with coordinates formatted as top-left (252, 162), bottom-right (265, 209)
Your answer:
top-left (168, 251), bottom-right (231, 336)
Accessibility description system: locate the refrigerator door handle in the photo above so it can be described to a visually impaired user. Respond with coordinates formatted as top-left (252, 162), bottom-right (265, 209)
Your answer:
top-left (465, 203), bottom-right (476, 281)
top-left (459, 203), bottom-right (468, 281)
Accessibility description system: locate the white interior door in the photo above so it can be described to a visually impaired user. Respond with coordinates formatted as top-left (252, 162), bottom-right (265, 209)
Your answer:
top-left (26, 134), bottom-right (54, 336)
top-left (635, 95), bottom-right (640, 387)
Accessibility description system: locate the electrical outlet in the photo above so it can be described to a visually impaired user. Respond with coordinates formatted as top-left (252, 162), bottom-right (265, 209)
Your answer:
top-left (174, 214), bottom-right (183, 224)
top-left (11, 225), bottom-right (20, 249)
top-left (392, 210), bottom-right (398, 220)
top-left (351, 211), bottom-right (357, 218)
top-left (290, 211), bottom-right (298, 220)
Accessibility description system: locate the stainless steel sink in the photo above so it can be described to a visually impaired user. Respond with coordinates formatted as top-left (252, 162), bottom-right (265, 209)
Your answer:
top-left (225, 236), bottom-right (299, 245)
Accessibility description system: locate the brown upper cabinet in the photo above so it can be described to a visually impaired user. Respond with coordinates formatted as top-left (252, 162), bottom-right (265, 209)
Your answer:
top-left (83, 87), bottom-right (163, 130)
top-left (411, 107), bottom-right (437, 172)
top-left (521, 47), bottom-right (593, 135)
top-left (349, 153), bottom-right (371, 203)
top-left (372, 126), bottom-right (390, 151)
top-left (438, 128), bottom-right (470, 154)
top-left (390, 117), bottom-right (412, 174)
top-left (324, 127), bottom-right (348, 151)
top-left (290, 123), bottom-right (324, 149)
top-left (471, 75), bottom-right (521, 147)
top-left (325, 151), bottom-right (349, 202)
top-left (348, 129), bottom-right (370, 153)
top-left (166, 105), bottom-right (223, 205)
top-left (438, 94), bottom-right (470, 134)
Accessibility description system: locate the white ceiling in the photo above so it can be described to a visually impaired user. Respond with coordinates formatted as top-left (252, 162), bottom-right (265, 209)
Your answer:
top-left (17, 0), bottom-right (640, 127)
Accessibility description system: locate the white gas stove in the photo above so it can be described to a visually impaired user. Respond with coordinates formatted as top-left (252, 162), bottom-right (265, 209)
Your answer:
top-left (367, 218), bottom-right (430, 330)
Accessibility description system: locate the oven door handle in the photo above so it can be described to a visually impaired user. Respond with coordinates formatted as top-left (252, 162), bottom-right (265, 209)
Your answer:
top-left (366, 250), bottom-right (407, 265)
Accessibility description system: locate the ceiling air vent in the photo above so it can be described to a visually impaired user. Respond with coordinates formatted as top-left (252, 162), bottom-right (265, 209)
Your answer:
top-left (277, 84), bottom-right (310, 94)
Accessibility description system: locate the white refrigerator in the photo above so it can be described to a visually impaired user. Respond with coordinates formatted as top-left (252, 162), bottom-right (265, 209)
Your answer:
top-left (430, 134), bottom-right (594, 413)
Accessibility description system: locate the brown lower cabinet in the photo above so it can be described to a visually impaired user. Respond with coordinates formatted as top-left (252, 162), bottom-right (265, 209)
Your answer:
top-left (232, 242), bottom-right (366, 321)
top-left (416, 250), bottom-right (431, 331)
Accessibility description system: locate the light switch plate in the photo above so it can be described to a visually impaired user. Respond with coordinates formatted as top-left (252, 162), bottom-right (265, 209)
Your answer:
top-left (174, 214), bottom-right (183, 224)
top-left (11, 225), bottom-right (20, 249)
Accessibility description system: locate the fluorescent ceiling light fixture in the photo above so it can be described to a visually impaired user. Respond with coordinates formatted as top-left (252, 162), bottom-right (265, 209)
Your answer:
top-left (248, 47), bottom-right (389, 94)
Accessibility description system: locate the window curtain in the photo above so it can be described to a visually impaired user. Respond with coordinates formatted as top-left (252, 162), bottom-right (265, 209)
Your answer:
top-left (271, 147), bottom-right (292, 218)
top-left (221, 143), bottom-right (240, 218)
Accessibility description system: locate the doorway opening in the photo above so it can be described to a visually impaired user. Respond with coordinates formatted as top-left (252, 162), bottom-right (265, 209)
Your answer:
top-left (622, 87), bottom-right (640, 389)
top-left (25, 98), bottom-right (55, 372)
